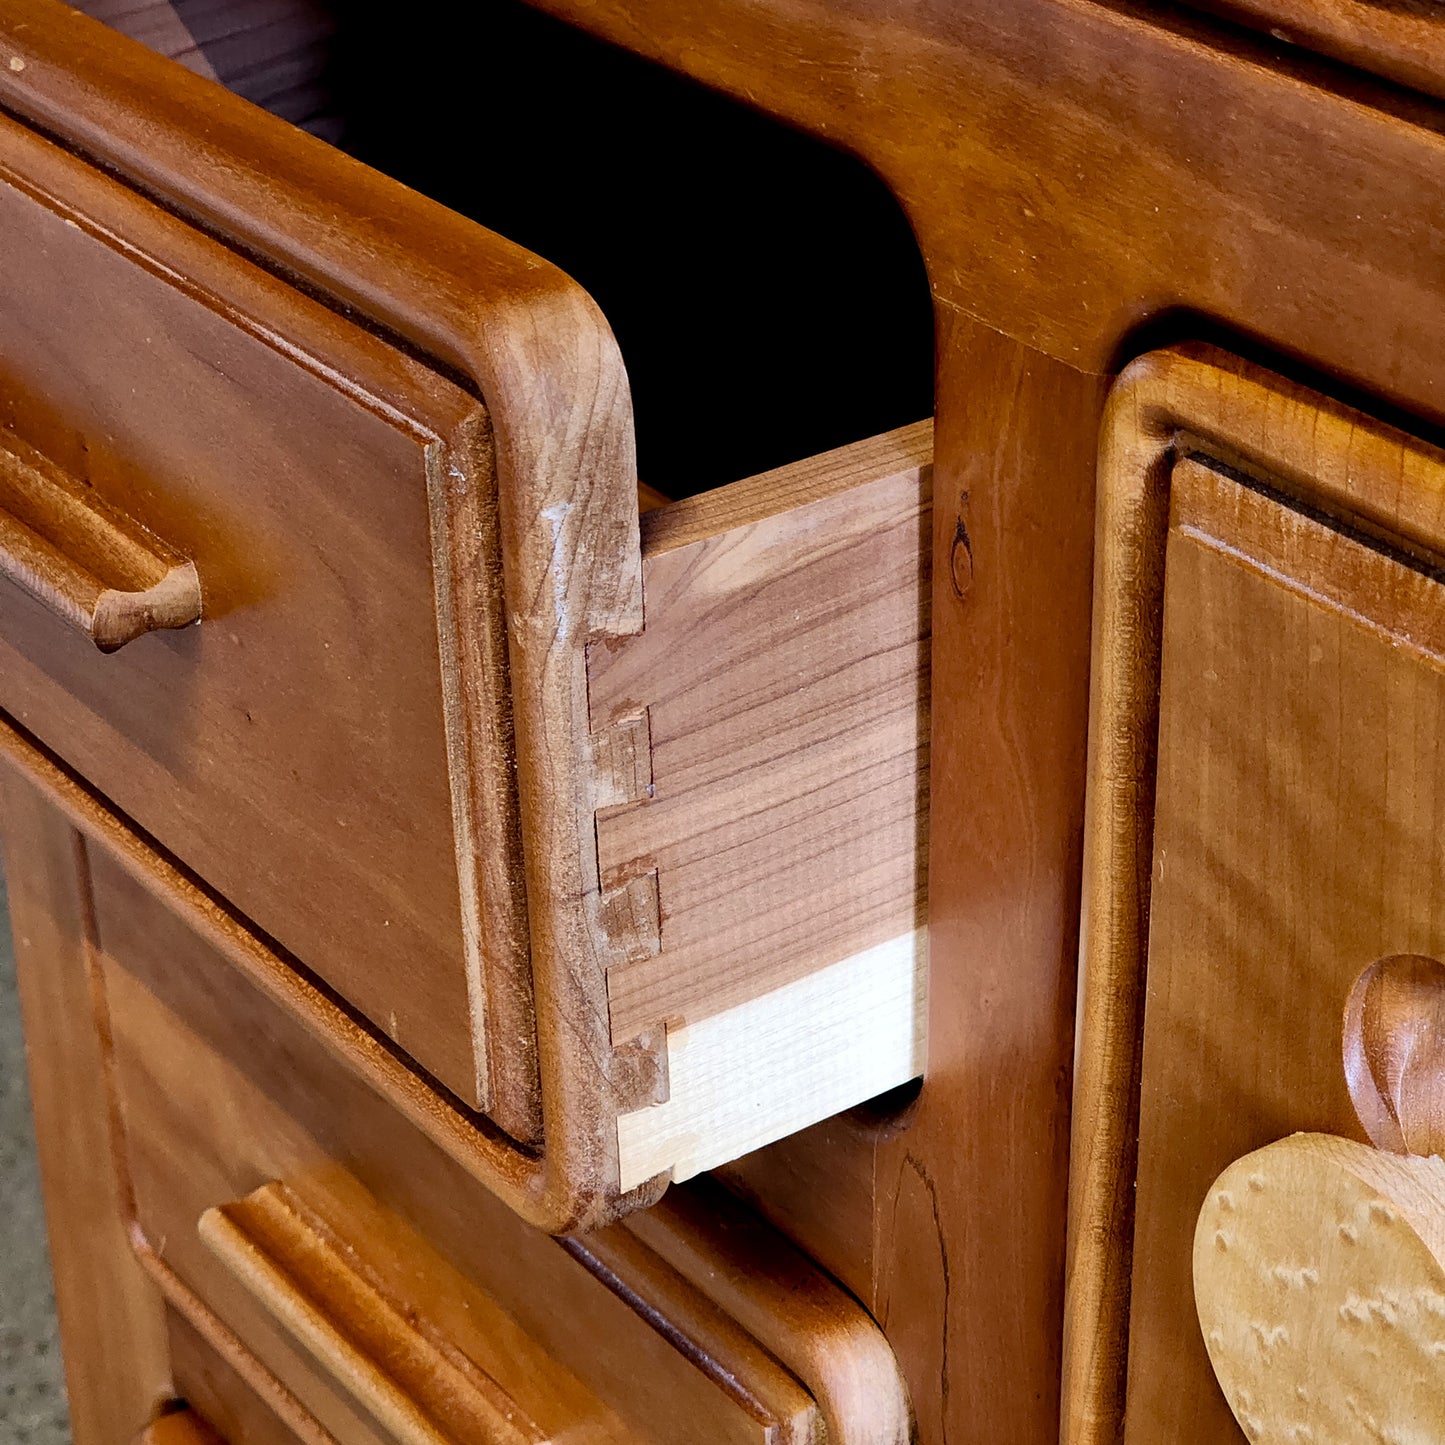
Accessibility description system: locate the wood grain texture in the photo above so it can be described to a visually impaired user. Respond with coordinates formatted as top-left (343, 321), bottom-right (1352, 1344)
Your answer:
top-left (21, 5), bottom-right (1445, 1435)
top-left (880, 321), bottom-right (1101, 1445)
top-left (21, 0), bottom-right (1445, 431)
top-left (0, 0), bottom-right (656, 1225)
top-left (166, 1311), bottom-right (333, 1445)
top-left (466, 0), bottom-right (1445, 439)
top-left (590, 423), bottom-right (931, 1041)
top-left (91, 826), bottom-right (809, 1445)
top-left (722, 319), bottom-right (1103, 1445)
top-left (0, 767), bottom-right (171, 1445)
top-left (590, 425), bottom-right (931, 1188)
top-left (19, 2), bottom-right (1445, 1439)
top-left (0, 100), bottom-right (520, 1121)
top-left (199, 1182), bottom-right (549, 1445)
top-left (1195, 1135), bottom-right (1445, 1445)
top-left (1066, 345), bottom-right (1445, 1445)
top-left (1180, 0), bottom-right (1445, 102)
top-left (615, 928), bottom-right (926, 1190)
top-left (624, 1179), bottom-right (912, 1445)
top-left (0, 7), bottom-right (941, 1228)
top-left (0, 425), bottom-right (200, 651)
top-left (59, 786), bottom-right (906, 1445)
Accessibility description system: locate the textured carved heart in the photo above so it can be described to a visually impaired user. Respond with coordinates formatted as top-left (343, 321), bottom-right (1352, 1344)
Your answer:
top-left (1194, 1133), bottom-right (1445, 1445)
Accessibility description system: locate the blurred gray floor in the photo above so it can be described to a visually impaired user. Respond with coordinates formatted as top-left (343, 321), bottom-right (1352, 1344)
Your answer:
top-left (0, 878), bottom-right (72, 1444)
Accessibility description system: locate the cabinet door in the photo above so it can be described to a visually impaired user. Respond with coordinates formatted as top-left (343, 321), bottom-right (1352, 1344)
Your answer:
top-left (1063, 343), bottom-right (1445, 1445)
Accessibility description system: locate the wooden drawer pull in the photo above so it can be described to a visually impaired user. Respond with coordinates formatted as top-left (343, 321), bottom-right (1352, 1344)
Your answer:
top-left (0, 427), bottom-right (200, 651)
top-left (1343, 952), bottom-right (1445, 1157)
top-left (198, 1183), bottom-right (545, 1445)
top-left (133, 1410), bottom-right (225, 1445)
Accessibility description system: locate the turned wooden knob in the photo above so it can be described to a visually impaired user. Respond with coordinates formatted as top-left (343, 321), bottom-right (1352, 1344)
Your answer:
top-left (1344, 953), bottom-right (1445, 1157)
top-left (1193, 954), bottom-right (1445, 1444)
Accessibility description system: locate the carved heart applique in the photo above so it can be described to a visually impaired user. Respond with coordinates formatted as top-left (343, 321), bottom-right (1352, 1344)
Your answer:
top-left (1195, 1133), bottom-right (1445, 1444)
top-left (1193, 956), bottom-right (1445, 1443)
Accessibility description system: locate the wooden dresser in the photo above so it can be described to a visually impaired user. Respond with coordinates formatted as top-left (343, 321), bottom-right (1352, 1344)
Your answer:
top-left (5, 3), bottom-right (1445, 1444)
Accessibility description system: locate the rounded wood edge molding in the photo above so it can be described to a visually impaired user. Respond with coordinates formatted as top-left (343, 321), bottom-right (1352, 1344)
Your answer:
top-left (626, 1179), bottom-right (913, 1445)
top-left (0, 717), bottom-right (668, 1234)
top-left (0, 0), bottom-right (665, 1230)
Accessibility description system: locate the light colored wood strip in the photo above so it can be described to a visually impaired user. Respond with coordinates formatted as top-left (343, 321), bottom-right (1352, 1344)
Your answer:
top-left (590, 426), bottom-right (931, 1044)
top-left (616, 927), bottom-right (927, 1191)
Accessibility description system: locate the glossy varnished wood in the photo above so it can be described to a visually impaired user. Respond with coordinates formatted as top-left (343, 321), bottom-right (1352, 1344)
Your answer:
top-left (1180, 0), bottom-right (1445, 101)
top-left (727, 322), bottom-right (1104, 1445)
top-left (0, 768), bottom-right (170, 1444)
top-left (1194, 959), bottom-right (1445, 1442)
top-left (1344, 953), bottom-right (1445, 1158)
top-left (0, 5), bottom-right (946, 1224)
top-left (1066, 346), bottom-right (1445, 1445)
top-left (0, 101), bottom-right (512, 1119)
top-left (0, 426), bottom-right (201, 651)
top-left (0, 0), bottom-right (652, 1230)
top-left (165, 1312), bottom-right (330, 1445)
top-left (10, 1), bottom-right (1445, 1441)
top-left (1, 743), bottom-right (909, 1445)
top-left (90, 850), bottom-right (903, 1442)
top-left (198, 1179), bottom-right (598, 1445)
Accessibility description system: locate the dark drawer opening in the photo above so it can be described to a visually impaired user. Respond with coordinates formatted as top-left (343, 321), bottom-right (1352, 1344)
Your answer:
top-left (81, 0), bottom-right (935, 500)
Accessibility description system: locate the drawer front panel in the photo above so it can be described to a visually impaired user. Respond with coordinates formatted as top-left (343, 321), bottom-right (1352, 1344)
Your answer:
top-left (166, 1311), bottom-right (329, 1445)
top-left (1127, 461), bottom-right (1445, 1439)
top-left (0, 6), bottom-right (930, 1226)
top-left (93, 845), bottom-right (807, 1445)
top-left (78, 824), bottom-right (907, 1445)
top-left (1063, 345), bottom-right (1445, 1445)
top-left (0, 106), bottom-right (502, 1112)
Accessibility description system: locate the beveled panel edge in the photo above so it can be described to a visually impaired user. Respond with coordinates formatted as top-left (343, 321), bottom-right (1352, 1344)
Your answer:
top-left (0, 0), bottom-right (660, 1229)
top-left (1062, 341), bottom-right (1445, 1445)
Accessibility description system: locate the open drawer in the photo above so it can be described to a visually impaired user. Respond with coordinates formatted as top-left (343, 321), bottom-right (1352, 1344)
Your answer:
top-left (0, 1), bottom-right (930, 1230)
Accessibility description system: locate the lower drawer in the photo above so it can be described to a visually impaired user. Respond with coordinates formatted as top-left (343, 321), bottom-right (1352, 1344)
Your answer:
top-left (71, 800), bottom-right (908, 1445)
top-left (162, 1312), bottom-right (316, 1445)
